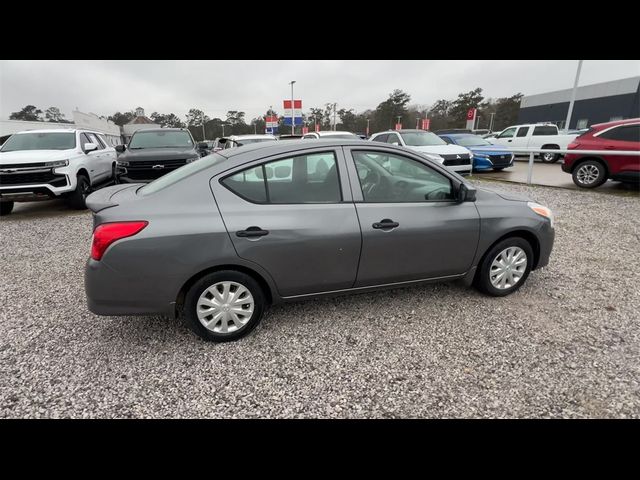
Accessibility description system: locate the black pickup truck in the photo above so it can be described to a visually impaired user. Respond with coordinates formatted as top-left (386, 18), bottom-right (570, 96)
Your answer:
top-left (115, 128), bottom-right (203, 183)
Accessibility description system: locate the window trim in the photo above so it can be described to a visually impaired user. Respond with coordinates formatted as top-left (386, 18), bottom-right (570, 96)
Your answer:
top-left (219, 149), bottom-right (345, 205)
top-left (348, 148), bottom-right (459, 204)
top-left (594, 123), bottom-right (640, 141)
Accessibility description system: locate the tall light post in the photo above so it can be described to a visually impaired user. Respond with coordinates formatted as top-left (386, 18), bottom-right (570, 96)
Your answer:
top-left (366, 118), bottom-right (370, 137)
top-left (333, 103), bottom-right (337, 131)
top-left (201, 116), bottom-right (206, 141)
top-left (415, 114), bottom-right (420, 129)
top-left (396, 115), bottom-right (402, 130)
top-left (563, 60), bottom-right (583, 132)
top-left (289, 80), bottom-right (296, 135)
top-left (489, 112), bottom-right (496, 132)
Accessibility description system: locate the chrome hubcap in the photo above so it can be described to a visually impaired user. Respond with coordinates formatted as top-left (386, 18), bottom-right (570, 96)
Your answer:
top-left (490, 247), bottom-right (527, 290)
top-left (543, 152), bottom-right (554, 160)
top-left (576, 164), bottom-right (599, 184)
top-left (197, 281), bottom-right (254, 334)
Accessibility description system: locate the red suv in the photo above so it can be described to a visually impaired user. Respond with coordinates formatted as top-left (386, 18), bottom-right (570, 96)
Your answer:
top-left (562, 118), bottom-right (639, 188)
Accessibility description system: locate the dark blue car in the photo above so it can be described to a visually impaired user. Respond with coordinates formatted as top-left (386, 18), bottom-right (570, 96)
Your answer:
top-left (439, 133), bottom-right (514, 171)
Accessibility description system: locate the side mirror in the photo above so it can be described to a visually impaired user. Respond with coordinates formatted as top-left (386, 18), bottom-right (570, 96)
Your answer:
top-left (197, 142), bottom-right (208, 149)
top-left (115, 144), bottom-right (126, 153)
top-left (458, 183), bottom-right (477, 203)
top-left (391, 142), bottom-right (399, 146)
top-left (84, 142), bottom-right (98, 153)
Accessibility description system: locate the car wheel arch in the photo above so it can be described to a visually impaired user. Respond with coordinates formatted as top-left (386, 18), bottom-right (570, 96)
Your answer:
top-left (175, 264), bottom-right (274, 318)
top-left (571, 156), bottom-right (609, 175)
top-left (474, 230), bottom-right (541, 282)
top-left (77, 168), bottom-right (91, 184)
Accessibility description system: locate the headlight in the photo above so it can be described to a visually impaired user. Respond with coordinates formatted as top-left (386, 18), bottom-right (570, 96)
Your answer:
top-left (528, 202), bottom-right (554, 228)
top-left (45, 160), bottom-right (69, 167)
top-left (474, 154), bottom-right (490, 159)
top-left (186, 156), bottom-right (200, 164)
top-left (116, 160), bottom-right (129, 166)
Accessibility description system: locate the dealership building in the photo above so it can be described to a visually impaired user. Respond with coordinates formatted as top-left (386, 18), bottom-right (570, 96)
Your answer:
top-left (517, 76), bottom-right (640, 130)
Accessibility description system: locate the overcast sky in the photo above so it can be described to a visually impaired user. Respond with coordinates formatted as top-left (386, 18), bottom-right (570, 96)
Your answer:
top-left (1, 60), bottom-right (639, 121)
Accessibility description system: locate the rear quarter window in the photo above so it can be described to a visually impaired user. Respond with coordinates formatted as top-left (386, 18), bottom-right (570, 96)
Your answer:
top-left (532, 126), bottom-right (557, 136)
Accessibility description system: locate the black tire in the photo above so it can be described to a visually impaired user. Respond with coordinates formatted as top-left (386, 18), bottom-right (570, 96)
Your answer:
top-left (0, 201), bottom-right (14, 216)
top-left (475, 237), bottom-right (534, 297)
top-left (66, 174), bottom-right (91, 210)
top-left (572, 159), bottom-right (607, 189)
top-left (539, 149), bottom-right (560, 163)
top-left (112, 164), bottom-right (120, 185)
top-left (184, 270), bottom-right (266, 342)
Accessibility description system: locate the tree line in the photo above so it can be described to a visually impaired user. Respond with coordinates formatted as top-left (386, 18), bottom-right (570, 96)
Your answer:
top-left (8, 88), bottom-right (523, 141)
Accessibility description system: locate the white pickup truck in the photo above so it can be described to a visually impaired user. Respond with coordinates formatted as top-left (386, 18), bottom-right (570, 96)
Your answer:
top-left (486, 124), bottom-right (578, 163)
top-left (0, 128), bottom-right (117, 215)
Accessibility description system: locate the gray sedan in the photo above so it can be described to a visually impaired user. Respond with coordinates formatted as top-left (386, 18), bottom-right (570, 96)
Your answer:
top-left (85, 140), bottom-right (555, 342)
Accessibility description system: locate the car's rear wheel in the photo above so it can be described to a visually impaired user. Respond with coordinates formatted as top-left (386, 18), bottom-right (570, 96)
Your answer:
top-left (66, 174), bottom-right (91, 209)
top-left (0, 201), bottom-right (14, 216)
top-left (476, 237), bottom-right (533, 297)
top-left (540, 149), bottom-right (560, 163)
top-left (184, 270), bottom-right (266, 342)
top-left (572, 160), bottom-right (607, 188)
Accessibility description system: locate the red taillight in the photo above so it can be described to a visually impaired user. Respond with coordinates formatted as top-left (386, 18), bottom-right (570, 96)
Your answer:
top-left (91, 221), bottom-right (148, 261)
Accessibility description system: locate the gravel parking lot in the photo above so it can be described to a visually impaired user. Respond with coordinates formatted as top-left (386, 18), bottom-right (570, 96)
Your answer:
top-left (1, 180), bottom-right (639, 418)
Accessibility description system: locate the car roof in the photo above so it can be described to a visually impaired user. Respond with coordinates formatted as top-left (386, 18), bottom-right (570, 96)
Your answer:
top-left (313, 131), bottom-right (356, 136)
top-left (445, 133), bottom-right (481, 137)
top-left (133, 128), bottom-right (188, 133)
top-left (591, 117), bottom-right (640, 129)
top-left (14, 128), bottom-right (78, 134)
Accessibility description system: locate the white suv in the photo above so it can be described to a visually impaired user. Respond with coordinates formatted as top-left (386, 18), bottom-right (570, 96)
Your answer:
top-left (369, 129), bottom-right (473, 174)
top-left (0, 128), bottom-right (117, 215)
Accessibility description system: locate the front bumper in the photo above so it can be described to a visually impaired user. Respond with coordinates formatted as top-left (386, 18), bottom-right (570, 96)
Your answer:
top-left (535, 223), bottom-right (555, 270)
top-left (0, 167), bottom-right (72, 200)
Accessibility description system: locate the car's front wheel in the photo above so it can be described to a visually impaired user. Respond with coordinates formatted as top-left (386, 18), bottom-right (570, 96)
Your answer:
top-left (476, 237), bottom-right (533, 297)
top-left (0, 201), bottom-right (14, 216)
top-left (184, 270), bottom-right (266, 342)
top-left (66, 174), bottom-right (90, 209)
top-left (572, 160), bottom-right (607, 188)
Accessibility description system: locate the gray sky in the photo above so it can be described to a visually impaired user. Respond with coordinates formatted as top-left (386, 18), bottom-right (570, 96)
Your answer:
top-left (1, 60), bottom-right (639, 121)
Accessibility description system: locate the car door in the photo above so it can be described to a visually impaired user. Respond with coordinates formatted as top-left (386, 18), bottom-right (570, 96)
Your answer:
top-left (88, 133), bottom-right (113, 179)
top-left (492, 127), bottom-right (517, 147)
top-left (210, 147), bottom-right (362, 297)
top-left (513, 126), bottom-right (530, 148)
top-left (343, 146), bottom-right (480, 287)
top-left (79, 132), bottom-right (105, 182)
top-left (596, 124), bottom-right (640, 175)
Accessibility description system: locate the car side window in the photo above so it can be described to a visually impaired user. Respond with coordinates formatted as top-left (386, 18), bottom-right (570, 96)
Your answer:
top-left (516, 127), bottom-right (529, 137)
top-left (371, 133), bottom-right (389, 143)
top-left (87, 133), bottom-right (105, 149)
top-left (386, 133), bottom-right (400, 145)
top-left (599, 125), bottom-right (640, 142)
top-left (303, 134), bottom-right (316, 139)
top-left (222, 151), bottom-right (341, 204)
top-left (352, 151), bottom-right (454, 203)
top-left (498, 127), bottom-right (517, 138)
top-left (533, 126), bottom-right (557, 136)
top-left (79, 133), bottom-right (94, 150)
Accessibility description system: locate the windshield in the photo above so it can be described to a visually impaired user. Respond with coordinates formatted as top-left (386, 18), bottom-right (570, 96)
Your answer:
top-left (400, 131), bottom-right (447, 146)
top-left (236, 138), bottom-right (277, 145)
top-left (454, 135), bottom-right (492, 147)
top-left (139, 153), bottom-right (226, 196)
top-left (129, 130), bottom-right (194, 149)
top-left (1, 132), bottom-right (76, 152)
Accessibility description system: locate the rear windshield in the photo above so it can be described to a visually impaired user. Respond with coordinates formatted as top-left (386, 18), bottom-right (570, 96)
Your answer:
top-left (0, 132), bottom-right (76, 151)
top-left (453, 135), bottom-right (492, 147)
top-left (138, 153), bottom-right (226, 196)
top-left (129, 130), bottom-right (194, 149)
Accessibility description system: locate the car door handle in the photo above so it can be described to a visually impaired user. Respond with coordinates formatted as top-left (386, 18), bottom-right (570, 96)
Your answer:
top-left (507, 139), bottom-right (512, 142)
top-left (236, 226), bottom-right (269, 238)
top-left (372, 219), bottom-right (399, 229)
top-left (604, 146), bottom-right (616, 150)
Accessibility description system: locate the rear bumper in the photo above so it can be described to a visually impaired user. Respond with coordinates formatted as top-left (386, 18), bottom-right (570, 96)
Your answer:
top-left (85, 257), bottom-right (175, 317)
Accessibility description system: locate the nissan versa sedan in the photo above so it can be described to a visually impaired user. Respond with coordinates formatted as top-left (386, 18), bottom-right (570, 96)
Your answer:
top-left (85, 140), bottom-right (555, 342)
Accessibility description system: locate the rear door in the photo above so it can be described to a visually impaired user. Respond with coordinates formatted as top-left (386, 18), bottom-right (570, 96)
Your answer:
top-left (596, 124), bottom-right (640, 177)
top-left (211, 147), bottom-right (362, 297)
top-left (513, 126), bottom-right (530, 148)
top-left (343, 146), bottom-right (480, 287)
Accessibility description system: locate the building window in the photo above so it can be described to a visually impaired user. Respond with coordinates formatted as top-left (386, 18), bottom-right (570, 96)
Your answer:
top-left (577, 119), bottom-right (588, 129)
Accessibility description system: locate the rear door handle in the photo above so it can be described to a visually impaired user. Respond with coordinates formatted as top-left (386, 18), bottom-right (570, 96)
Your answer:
top-left (372, 219), bottom-right (399, 229)
top-left (236, 226), bottom-right (269, 238)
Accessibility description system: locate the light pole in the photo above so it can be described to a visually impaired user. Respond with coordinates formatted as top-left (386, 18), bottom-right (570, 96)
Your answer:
top-left (201, 117), bottom-right (206, 141)
top-left (396, 116), bottom-right (402, 130)
top-left (289, 81), bottom-right (296, 135)
top-left (415, 114), bottom-right (420, 129)
top-left (333, 103), bottom-right (337, 131)
top-left (489, 112), bottom-right (496, 132)
top-left (366, 118), bottom-right (370, 137)
top-left (564, 60), bottom-right (583, 132)
top-left (222, 123), bottom-right (229, 137)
